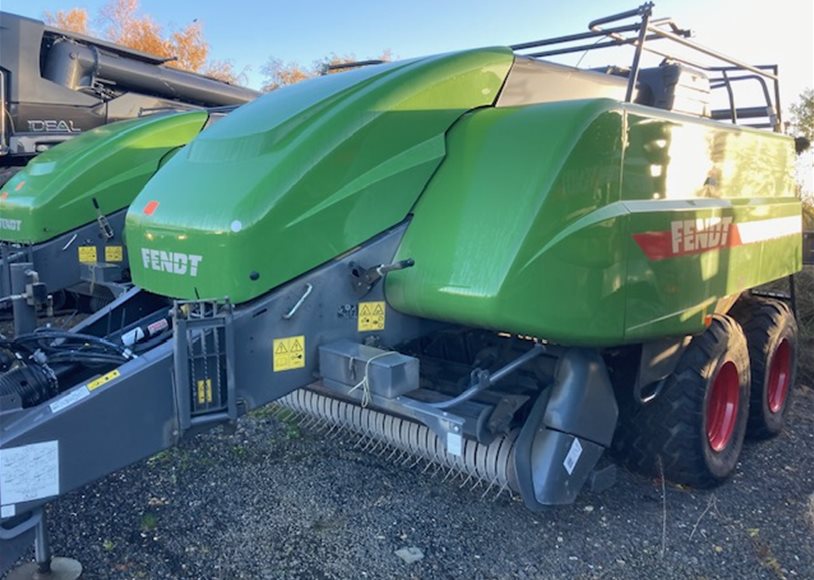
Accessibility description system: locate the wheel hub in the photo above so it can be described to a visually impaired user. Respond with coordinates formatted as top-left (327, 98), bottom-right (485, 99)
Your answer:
top-left (706, 360), bottom-right (740, 452)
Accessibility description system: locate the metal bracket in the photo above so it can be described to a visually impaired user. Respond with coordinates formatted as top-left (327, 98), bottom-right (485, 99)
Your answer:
top-left (9, 263), bottom-right (38, 336)
top-left (349, 258), bottom-right (414, 296)
top-left (318, 380), bottom-right (465, 456)
top-left (0, 510), bottom-right (41, 541)
top-left (96, 214), bottom-right (114, 240)
top-left (92, 197), bottom-right (114, 240)
top-left (173, 300), bottom-right (237, 433)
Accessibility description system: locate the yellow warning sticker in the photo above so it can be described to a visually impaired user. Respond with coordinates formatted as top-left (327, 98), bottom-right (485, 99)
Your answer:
top-left (78, 246), bottom-right (97, 263)
top-left (358, 301), bottom-right (386, 332)
top-left (273, 335), bottom-right (306, 372)
top-left (196, 379), bottom-right (213, 404)
top-left (105, 245), bottom-right (123, 262)
top-left (87, 369), bottom-right (120, 391)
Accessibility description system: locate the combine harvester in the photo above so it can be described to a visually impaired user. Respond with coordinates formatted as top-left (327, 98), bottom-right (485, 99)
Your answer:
top-left (0, 109), bottom-right (238, 335)
top-left (0, 11), bottom-right (258, 185)
top-left (1, 4), bottom-right (810, 577)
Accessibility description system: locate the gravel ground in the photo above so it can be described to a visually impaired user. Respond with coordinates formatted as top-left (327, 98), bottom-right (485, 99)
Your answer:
top-left (6, 382), bottom-right (813, 579)
top-left (4, 276), bottom-right (814, 580)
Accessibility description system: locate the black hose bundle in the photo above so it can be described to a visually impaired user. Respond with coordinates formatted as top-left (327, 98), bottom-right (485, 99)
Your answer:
top-left (0, 328), bottom-right (139, 408)
top-left (4, 329), bottom-right (133, 367)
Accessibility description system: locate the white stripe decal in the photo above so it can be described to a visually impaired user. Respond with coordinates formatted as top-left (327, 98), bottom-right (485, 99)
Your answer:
top-left (734, 215), bottom-right (802, 244)
top-left (634, 214), bottom-right (802, 260)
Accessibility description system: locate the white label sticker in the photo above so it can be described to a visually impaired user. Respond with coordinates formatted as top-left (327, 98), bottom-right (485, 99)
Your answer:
top-left (563, 437), bottom-right (583, 475)
top-left (0, 441), bottom-right (60, 505)
top-left (49, 386), bottom-right (90, 414)
top-left (1, 504), bottom-right (15, 518)
top-left (446, 432), bottom-right (463, 457)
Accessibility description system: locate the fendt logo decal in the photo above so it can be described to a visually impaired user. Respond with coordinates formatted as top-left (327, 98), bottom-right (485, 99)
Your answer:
top-left (671, 217), bottom-right (733, 254)
top-left (0, 218), bottom-right (22, 231)
top-left (141, 249), bottom-right (203, 276)
top-left (634, 216), bottom-right (801, 261)
top-left (27, 120), bottom-right (81, 133)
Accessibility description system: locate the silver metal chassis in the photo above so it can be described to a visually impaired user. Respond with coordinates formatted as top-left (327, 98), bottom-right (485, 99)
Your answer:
top-left (0, 224), bottom-right (436, 567)
top-left (0, 208), bottom-right (131, 304)
top-left (0, 222), bottom-right (620, 571)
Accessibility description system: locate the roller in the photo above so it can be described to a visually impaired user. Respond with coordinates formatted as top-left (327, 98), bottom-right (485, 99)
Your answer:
top-left (279, 388), bottom-right (519, 495)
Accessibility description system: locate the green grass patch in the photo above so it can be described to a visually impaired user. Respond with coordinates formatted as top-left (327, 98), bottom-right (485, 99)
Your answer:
top-left (141, 512), bottom-right (158, 532)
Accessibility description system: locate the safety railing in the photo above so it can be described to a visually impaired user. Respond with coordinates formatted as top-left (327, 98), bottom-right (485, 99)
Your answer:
top-left (510, 3), bottom-right (781, 132)
top-left (323, 4), bottom-right (783, 133)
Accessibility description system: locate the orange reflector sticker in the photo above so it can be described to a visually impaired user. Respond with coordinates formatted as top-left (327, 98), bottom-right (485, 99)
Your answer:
top-left (704, 314), bottom-right (713, 327)
top-left (143, 200), bottom-right (159, 215)
top-left (14, 181), bottom-right (25, 191)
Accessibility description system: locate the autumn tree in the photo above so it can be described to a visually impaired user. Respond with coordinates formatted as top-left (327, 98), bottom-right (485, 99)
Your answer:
top-left (98, 0), bottom-right (206, 72)
top-left (261, 50), bottom-right (392, 92)
top-left (43, 0), bottom-right (242, 84)
top-left (203, 60), bottom-right (246, 84)
top-left (261, 59), bottom-right (313, 92)
top-left (314, 52), bottom-right (364, 75)
top-left (43, 8), bottom-right (89, 34)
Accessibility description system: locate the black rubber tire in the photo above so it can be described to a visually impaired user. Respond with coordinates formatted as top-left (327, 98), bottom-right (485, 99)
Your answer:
top-left (613, 315), bottom-right (750, 488)
top-left (729, 295), bottom-right (798, 439)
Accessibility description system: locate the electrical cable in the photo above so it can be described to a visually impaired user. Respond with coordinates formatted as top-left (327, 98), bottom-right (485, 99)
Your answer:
top-left (348, 351), bottom-right (400, 408)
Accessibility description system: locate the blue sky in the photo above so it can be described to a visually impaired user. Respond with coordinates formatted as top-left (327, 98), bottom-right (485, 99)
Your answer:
top-left (5, 0), bottom-right (813, 112)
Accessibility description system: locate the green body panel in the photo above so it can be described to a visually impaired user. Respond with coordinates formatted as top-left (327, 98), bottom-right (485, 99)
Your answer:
top-left (124, 47), bottom-right (800, 346)
top-left (386, 99), bottom-right (800, 345)
top-left (0, 111), bottom-right (208, 244)
top-left (619, 106), bottom-right (800, 341)
top-left (126, 48), bottom-right (513, 302)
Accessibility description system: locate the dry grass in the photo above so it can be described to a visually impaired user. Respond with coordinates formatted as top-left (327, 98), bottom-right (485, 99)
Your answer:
top-left (808, 493), bottom-right (814, 531)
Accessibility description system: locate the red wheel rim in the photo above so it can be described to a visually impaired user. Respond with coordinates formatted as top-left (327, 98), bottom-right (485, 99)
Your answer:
top-left (767, 339), bottom-right (792, 414)
top-left (706, 361), bottom-right (740, 452)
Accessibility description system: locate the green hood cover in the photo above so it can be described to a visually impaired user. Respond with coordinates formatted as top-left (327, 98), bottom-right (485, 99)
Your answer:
top-left (0, 111), bottom-right (208, 244)
top-left (126, 48), bottom-right (513, 302)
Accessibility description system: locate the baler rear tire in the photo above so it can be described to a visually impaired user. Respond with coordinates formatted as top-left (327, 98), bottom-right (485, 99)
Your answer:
top-left (729, 295), bottom-right (798, 439)
top-left (613, 315), bottom-right (750, 488)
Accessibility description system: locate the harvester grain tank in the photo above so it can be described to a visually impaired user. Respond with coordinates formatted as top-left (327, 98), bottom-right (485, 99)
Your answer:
top-left (0, 11), bottom-right (259, 185)
top-left (0, 4), bottom-right (807, 577)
